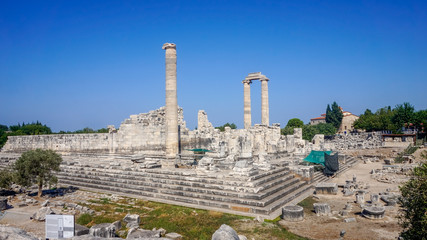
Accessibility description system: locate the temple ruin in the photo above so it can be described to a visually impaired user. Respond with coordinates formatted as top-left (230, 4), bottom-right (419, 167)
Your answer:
top-left (0, 43), bottom-right (385, 219)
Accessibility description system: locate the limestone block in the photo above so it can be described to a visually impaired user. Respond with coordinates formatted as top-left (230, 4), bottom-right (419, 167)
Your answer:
top-left (370, 194), bottom-right (379, 204)
top-left (165, 232), bottom-right (183, 239)
top-left (75, 224), bottom-right (90, 236)
top-left (212, 224), bottom-right (240, 240)
top-left (89, 223), bottom-right (116, 238)
top-left (281, 205), bottom-right (304, 222)
top-left (31, 207), bottom-right (55, 221)
top-left (123, 214), bottom-right (140, 228)
top-left (0, 225), bottom-right (38, 240)
top-left (127, 229), bottom-right (161, 238)
top-left (362, 206), bottom-right (385, 219)
top-left (315, 183), bottom-right (338, 195)
top-left (313, 203), bottom-right (331, 216)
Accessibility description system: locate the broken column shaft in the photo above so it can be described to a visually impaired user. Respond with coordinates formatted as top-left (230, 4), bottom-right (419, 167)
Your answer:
top-left (243, 80), bottom-right (252, 129)
top-left (260, 78), bottom-right (269, 126)
top-left (162, 43), bottom-right (178, 167)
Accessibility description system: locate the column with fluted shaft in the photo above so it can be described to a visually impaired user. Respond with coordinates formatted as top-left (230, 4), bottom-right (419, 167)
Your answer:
top-left (162, 43), bottom-right (178, 167)
top-left (243, 80), bottom-right (252, 129)
top-left (261, 77), bottom-right (269, 126)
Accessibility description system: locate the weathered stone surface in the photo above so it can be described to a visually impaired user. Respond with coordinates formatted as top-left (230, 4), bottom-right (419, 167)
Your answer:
top-left (165, 232), bottom-right (182, 239)
top-left (362, 206), bottom-right (385, 219)
top-left (315, 183), bottom-right (338, 195)
top-left (75, 224), bottom-right (90, 236)
top-left (281, 205), bottom-right (304, 222)
top-left (31, 206), bottom-right (55, 221)
top-left (212, 224), bottom-right (240, 240)
top-left (89, 223), bottom-right (116, 238)
top-left (0, 225), bottom-right (38, 240)
top-left (343, 217), bottom-right (356, 223)
top-left (123, 214), bottom-right (140, 228)
top-left (126, 228), bottom-right (161, 239)
top-left (0, 197), bottom-right (7, 210)
top-left (313, 203), bottom-right (331, 216)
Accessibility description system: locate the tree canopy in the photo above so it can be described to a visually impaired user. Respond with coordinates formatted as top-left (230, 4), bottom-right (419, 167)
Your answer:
top-left (215, 123), bottom-right (237, 132)
top-left (399, 156), bottom-right (427, 239)
top-left (281, 118), bottom-right (304, 135)
top-left (325, 101), bottom-right (343, 129)
top-left (281, 118), bottom-right (336, 141)
top-left (353, 102), bottom-right (426, 133)
top-left (13, 149), bottom-right (62, 197)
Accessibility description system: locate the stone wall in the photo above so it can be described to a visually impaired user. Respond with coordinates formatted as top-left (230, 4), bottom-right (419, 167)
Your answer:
top-left (1, 107), bottom-right (310, 159)
top-left (3, 107), bottom-right (383, 157)
top-left (2, 134), bottom-right (111, 153)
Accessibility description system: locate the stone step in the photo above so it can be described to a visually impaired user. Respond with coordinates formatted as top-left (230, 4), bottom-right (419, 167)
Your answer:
top-left (58, 175), bottom-right (306, 217)
top-left (57, 168), bottom-right (296, 201)
top-left (59, 164), bottom-right (290, 189)
top-left (57, 168), bottom-right (302, 207)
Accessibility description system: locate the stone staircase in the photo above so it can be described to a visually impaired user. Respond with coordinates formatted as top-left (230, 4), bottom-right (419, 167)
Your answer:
top-left (56, 157), bottom-right (311, 219)
top-left (0, 153), bottom-right (359, 219)
top-left (311, 156), bottom-right (358, 183)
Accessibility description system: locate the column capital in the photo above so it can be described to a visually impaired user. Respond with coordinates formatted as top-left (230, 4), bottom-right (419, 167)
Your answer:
top-left (259, 76), bottom-right (269, 82)
top-left (242, 79), bottom-right (252, 84)
top-left (162, 43), bottom-right (176, 50)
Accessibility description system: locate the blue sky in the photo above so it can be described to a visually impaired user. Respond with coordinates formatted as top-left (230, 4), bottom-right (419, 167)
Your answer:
top-left (1, 0), bottom-right (426, 132)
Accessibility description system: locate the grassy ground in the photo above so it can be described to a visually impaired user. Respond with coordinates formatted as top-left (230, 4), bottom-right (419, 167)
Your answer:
top-left (76, 194), bottom-right (310, 240)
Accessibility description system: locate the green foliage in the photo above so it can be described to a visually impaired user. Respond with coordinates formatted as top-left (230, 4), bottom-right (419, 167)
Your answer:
top-left (281, 118), bottom-right (304, 135)
top-left (0, 168), bottom-right (13, 189)
top-left (399, 161), bottom-right (427, 239)
top-left (393, 102), bottom-right (415, 133)
top-left (215, 123), bottom-right (237, 132)
top-left (76, 213), bottom-right (93, 226)
top-left (78, 196), bottom-right (307, 239)
top-left (354, 107), bottom-right (395, 132)
top-left (302, 123), bottom-right (336, 141)
top-left (353, 103), bottom-right (426, 133)
top-left (13, 149), bottom-right (62, 197)
top-left (325, 101), bottom-right (343, 129)
top-left (0, 121), bottom-right (52, 148)
top-left (0, 124), bottom-right (8, 131)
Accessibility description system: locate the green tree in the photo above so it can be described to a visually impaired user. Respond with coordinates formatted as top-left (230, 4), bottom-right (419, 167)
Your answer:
top-left (0, 168), bottom-right (13, 189)
top-left (215, 123), bottom-right (237, 132)
top-left (14, 149), bottom-right (62, 197)
top-left (281, 118), bottom-right (304, 135)
top-left (326, 101), bottom-right (343, 129)
top-left (392, 102), bottom-right (415, 133)
top-left (0, 124), bottom-right (8, 131)
top-left (398, 158), bottom-right (427, 239)
top-left (302, 123), bottom-right (336, 141)
top-left (325, 104), bottom-right (332, 124)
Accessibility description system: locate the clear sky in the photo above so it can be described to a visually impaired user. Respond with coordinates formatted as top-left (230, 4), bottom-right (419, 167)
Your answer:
top-left (1, 0), bottom-right (426, 132)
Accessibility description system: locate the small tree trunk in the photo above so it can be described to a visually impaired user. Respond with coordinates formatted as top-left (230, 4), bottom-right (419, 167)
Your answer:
top-left (38, 182), bottom-right (43, 197)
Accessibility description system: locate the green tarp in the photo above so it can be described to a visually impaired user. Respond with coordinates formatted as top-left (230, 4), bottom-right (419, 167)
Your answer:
top-left (303, 150), bottom-right (332, 166)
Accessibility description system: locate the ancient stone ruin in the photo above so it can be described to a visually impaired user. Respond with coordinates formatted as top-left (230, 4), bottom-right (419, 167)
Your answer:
top-left (0, 43), bottom-right (382, 219)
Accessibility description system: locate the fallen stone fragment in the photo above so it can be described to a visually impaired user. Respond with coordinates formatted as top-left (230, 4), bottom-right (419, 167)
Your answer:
top-left (343, 217), bottom-right (356, 223)
top-left (0, 225), bottom-right (38, 240)
top-left (89, 223), bottom-right (116, 238)
top-left (74, 224), bottom-right (89, 236)
top-left (32, 207), bottom-right (55, 221)
top-left (313, 203), bottom-right (331, 216)
top-left (212, 224), bottom-right (240, 240)
top-left (165, 232), bottom-right (183, 239)
top-left (126, 228), bottom-right (161, 239)
top-left (123, 214), bottom-right (140, 228)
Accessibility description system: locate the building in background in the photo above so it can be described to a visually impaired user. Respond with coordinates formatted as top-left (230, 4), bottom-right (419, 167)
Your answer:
top-left (310, 107), bottom-right (359, 134)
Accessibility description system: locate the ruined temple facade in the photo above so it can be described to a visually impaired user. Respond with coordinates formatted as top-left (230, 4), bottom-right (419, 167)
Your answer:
top-left (1, 43), bottom-right (381, 163)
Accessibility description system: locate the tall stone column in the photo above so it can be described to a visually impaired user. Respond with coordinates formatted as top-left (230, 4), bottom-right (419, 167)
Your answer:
top-left (261, 78), bottom-right (269, 126)
top-left (162, 43), bottom-right (178, 167)
top-left (243, 80), bottom-right (252, 129)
